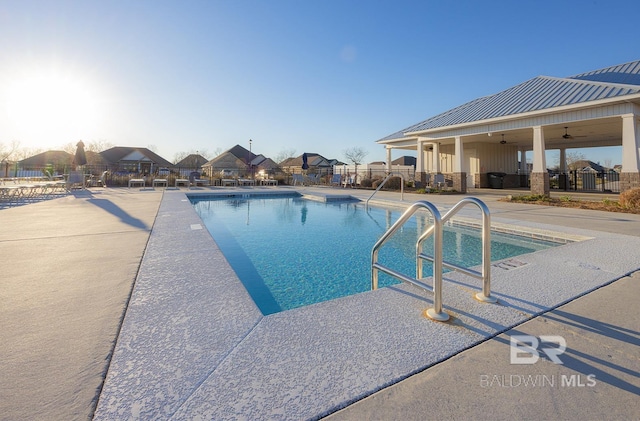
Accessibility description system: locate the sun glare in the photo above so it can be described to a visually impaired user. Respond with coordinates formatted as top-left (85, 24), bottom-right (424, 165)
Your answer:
top-left (4, 69), bottom-right (103, 148)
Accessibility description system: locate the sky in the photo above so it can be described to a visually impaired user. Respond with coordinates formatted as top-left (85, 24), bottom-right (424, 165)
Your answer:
top-left (1, 0), bottom-right (638, 165)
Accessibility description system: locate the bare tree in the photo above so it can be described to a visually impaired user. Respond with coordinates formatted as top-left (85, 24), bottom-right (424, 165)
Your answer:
top-left (343, 146), bottom-right (368, 184)
top-left (0, 140), bottom-right (21, 161)
top-left (274, 148), bottom-right (297, 164)
top-left (86, 139), bottom-right (114, 152)
top-left (566, 151), bottom-right (586, 171)
top-left (173, 151), bottom-right (189, 164)
top-left (343, 147), bottom-right (368, 166)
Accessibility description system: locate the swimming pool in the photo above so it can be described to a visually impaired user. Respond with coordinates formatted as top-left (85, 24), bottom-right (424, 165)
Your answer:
top-left (191, 194), bottom-right (560, 314)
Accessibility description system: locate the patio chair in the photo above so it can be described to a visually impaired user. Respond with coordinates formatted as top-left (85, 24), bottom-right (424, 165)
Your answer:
top-left (306, 174), bottom-right (320, 185)
top-left (152, 177), bottom-right (168, 189)
top-left (292, 174), bottom-right (305, 186)
top-left (342, 175), bottom-right (355, 188)
top-left (88, 171), bottom-right (108, 188)
top-left (434, 174), bottom-right (446, 189)
top-left (66, 171), bottom-right (85, 191)
top-left (330, 173), bottom-right (342, 186)
top-left (189, 172), bottom-right (209, 188)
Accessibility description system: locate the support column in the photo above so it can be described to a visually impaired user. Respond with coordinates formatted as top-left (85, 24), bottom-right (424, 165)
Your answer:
top-left (452, 136), bottom-right (466, 193)
top-left (386, 146), bottom-right (392, 173)
top-left (531, 126), bottom-right (549, 196)
top-left (559, 148), bottom-right (568, 191)
top-left (620, 113), bottom-right (640, 192)
top-left (519, 149), bottom-right (528, 188)
top-left (519, 150), bottom-right (526, 172)
top-left (432, 142), bottom-right (441, 174)
top-left (415, 138), bottom-right (426, 186)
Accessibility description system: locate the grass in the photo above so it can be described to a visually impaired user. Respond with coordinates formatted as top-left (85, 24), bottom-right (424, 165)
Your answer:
top-left (502, 194), bottom-right (640, 214)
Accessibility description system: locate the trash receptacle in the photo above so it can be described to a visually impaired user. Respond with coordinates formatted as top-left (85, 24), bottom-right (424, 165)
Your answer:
top-left (559, 173), bottom-right (568, 190)
top-left (488, 172), bottom-right (506, 189)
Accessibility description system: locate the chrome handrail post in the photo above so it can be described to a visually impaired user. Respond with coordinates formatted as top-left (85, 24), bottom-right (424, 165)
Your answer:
top-left (371, 248), bottom-right (379, 290)
top-left (476, 199), bottom-right (497, 303)
top-left (425, 215), bottom-right (449, 321)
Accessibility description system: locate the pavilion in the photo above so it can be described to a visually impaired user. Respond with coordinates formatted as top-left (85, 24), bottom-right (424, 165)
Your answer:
top-left (378, 59), bottom-right (640, 194)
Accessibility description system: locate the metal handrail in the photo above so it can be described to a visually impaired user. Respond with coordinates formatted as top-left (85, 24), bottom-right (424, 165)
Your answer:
top-left (371, 197), bottom-right (496, 322)
top-left (416, 197), bottom-right (496, 303)
top-left (365, 172), bottom-right (404, 209)
top-left (371, 200), bottom-right (448, 321)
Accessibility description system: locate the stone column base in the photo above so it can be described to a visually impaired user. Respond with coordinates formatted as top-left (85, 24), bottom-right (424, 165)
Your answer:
top-left (530, 172), bottom-right (549, 196)
top-left (415, 171), bottom-right (427, 188)
top-left (620, 172), bottom-right (640, 192)
top-left (452, 172), bottom-right (467, 193)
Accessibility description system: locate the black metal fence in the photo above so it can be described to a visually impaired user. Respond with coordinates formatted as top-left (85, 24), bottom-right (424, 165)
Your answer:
top-left (550, 170), bottom-right (620, 193)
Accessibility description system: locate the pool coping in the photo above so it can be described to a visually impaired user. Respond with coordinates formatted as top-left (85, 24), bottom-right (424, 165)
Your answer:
top-left (94, 187), bottom-right (640, 420)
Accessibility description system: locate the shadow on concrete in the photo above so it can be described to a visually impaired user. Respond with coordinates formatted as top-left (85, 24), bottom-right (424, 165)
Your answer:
top-left (88, 198), bottom-right (149, 230)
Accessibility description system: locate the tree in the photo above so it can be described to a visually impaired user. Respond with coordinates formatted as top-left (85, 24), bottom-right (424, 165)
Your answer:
top-left (566, 151), bottom-right (586, 171)
top-left (343, 146), bottom-right (368, 184)
top-left (86, 139), bottom-right (114, 152)
top-left (0, 140), bottom-right (20, 162)
top-left (274, 148), bottom-right (297, 165)
top-left (343, 146), bottom-right (368, 166)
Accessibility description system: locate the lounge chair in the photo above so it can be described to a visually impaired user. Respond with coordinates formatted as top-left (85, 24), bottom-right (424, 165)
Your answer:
top-left (342, 175), bottom-right (355, 188)
top-left (189, 172), bottom-right (209, 188)
top-left (237, 178), bottom-right (255, 186)
top-left (292, 174), bottom-right (304, 186)
top-left (306, 174), bottom-right (320, 185)
top-left (128, 177), bottom-right (145, 188)
top-left (88, 171), bottom-right (108, 188)
top-left (330, 173), bottom-right (342, 187)
top-left (67, 171), bottom-right (85, 191)
top-left (152, 177), bottom-right (168, 188)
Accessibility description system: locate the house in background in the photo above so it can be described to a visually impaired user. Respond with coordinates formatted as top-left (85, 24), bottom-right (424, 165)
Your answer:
top-left (18, 151), bottom-right (73, 173)
top-left (202, 145), bottom-right (255, 177)
top-left (279, 153), bottom-right (335, 176)
top-left (175, 154), bottom-right (209, 170)
top-left (250, 154), bottom-right (280, 178)
top-left (99, 147), bottom-right (173, 175)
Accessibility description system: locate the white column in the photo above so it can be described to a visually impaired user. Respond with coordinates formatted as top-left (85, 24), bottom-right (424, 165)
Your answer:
top-left (519, 150), bottom-right (527, 174)
top-left (453, 136), bottom-right (464, 172)
top-left (416, 138), bottom-right (425, 174)
top-left (386, 146), bottom-right (393, 173)
top-left (621, 114), bottom-right (640, 172)
top-left (559, 148), bottom-right (567, 173)
top-left (432, 143), bottom-right (441, 173)
top-left (532, 126), bottom-right (546, 172)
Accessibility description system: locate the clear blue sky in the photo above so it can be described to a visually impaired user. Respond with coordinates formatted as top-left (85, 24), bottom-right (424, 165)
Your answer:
top-left (1, 0), bottom-right (638, 165)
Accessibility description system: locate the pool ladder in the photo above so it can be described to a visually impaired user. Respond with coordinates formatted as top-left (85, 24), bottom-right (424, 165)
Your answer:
top-left (371, 197), bottom-right (497, 322)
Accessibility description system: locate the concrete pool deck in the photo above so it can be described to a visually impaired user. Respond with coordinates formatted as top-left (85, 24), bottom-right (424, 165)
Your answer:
top-left (1, 186), bottom-right (638, 420)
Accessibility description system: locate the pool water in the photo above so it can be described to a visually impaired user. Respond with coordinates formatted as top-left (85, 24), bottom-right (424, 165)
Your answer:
top-left (191, 194), bottom-right (559, 315)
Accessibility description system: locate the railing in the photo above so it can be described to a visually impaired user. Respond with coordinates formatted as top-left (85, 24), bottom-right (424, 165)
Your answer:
top-left (365, 172), bottom-right (404, 209)
top-left (371, 198), bottom-right (496, 322)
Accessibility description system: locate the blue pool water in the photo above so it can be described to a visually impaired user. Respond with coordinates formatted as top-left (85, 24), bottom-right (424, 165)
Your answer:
top-left (191, 194), bottom-right (559, 315)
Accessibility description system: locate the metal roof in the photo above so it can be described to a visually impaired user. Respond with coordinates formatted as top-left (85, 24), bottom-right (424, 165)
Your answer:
top-left (379, 59), bottom-right (640, 142)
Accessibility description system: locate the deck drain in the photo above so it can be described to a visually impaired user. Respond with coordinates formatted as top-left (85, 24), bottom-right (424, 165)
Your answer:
top-left (493, 259), bottom-right (528, 270)
top-left (190, 224), bottom-right (203, 230)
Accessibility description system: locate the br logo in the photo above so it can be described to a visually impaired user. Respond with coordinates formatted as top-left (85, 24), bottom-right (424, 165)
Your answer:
top-left (510, 335), bottom-right (566, 364)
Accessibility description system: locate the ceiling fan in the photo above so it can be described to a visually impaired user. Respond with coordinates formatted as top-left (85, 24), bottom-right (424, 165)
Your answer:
top-left (562, 126), bottom-right (587, 139)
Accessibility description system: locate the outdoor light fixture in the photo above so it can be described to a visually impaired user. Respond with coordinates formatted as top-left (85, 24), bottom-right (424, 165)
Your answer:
top-left (500, 134), bottom-right (507, 144)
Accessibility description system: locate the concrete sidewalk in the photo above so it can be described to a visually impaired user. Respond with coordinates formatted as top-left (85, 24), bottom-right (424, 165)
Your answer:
top-left (0, 188), bottom-right (163, 421)
top-left (326, 271), bottom-right (640, 420)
